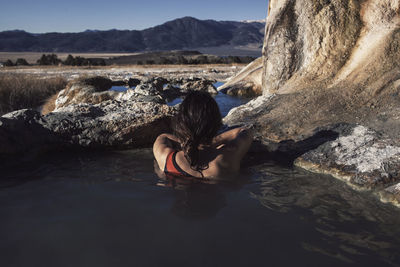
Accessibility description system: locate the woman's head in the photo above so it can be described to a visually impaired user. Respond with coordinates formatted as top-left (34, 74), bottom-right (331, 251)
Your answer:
top-left (174, 91), bottom-right (222, 171)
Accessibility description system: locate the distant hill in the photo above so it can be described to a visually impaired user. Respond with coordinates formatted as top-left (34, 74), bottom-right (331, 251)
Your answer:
top-left (0, 17), bottom-right (265, 53)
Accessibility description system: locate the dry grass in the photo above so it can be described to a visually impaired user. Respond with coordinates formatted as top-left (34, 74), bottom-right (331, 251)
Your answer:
top-left (0, 74), bottom-right (67, 115)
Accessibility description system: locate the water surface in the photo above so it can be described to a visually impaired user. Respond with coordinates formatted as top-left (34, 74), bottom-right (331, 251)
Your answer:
top-left (1, 92), bottom-right (400, 267)
top-left (1, 150), bottom-right (400, 267)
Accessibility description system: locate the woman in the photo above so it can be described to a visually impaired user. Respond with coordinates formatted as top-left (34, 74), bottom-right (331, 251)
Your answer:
top-left (153, 91), bottom-right (253, 179)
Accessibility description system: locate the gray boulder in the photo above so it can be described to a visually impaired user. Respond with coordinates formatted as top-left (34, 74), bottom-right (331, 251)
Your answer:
top-left (180, 79), bottom-right (218, 94)
top-left (162, 84), bottom-right (182, 101)
top-left (0, 100), bottom-right (176, 156)
top-left (133, 84), bottom-right (166, 104)
top-left (140, 77), bottom-right (168, 92)
top-left (295, 125), bottom-right (400, 189)
top-left (127, 78), bottom-right (141, 87)
top-left (0, 109), bottom-right (63, 155)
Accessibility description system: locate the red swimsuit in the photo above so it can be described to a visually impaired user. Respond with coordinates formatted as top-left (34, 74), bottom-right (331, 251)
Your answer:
top-left (164, 151), bottom-right (194, 178)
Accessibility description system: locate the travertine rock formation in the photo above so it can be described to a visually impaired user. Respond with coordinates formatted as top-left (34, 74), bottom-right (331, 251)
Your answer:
top-left (228, 0), bottom-right (400, 139)
top-left (42, 76), bottom-right (118, 114)
top-left (226, 0), bottom-right (400, 205)
top-left (265, 0), bottom-right (399, 93)
top-left (217, 57), bottom-right (263, 97)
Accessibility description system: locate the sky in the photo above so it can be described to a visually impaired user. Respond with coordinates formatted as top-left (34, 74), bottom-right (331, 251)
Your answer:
top-left (0, 0), bottom-right (268, 33)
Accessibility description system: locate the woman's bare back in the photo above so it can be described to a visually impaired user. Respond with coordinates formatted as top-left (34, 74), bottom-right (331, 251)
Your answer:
top-left (153, 127), bottom-right (253, 179)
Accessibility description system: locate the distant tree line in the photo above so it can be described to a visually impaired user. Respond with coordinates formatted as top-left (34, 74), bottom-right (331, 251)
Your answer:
top-left (3, 58), bottom-right (29, 66)
top-left (1, 54), bottom-right (106, 67)
top-left (110, 54), bottom-right (257, 65)
top-left (62, 55), bottom-right (106, 66)
top-left (2, 53), bottom-right (256, 67)
top-left (36, 54), bottom-right (62, 65)
top-left (37, 54), bottom-right (106, 66)
top-left (184, 55), bottom-right (256, 65)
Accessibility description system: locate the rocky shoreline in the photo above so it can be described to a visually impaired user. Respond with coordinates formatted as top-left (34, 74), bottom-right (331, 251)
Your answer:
top-left (0, 66), bottom-right (246, 161)
top-left (0, 72), bottom-right (230, 156)
top-left (224, 96), bottom-right (400, 207)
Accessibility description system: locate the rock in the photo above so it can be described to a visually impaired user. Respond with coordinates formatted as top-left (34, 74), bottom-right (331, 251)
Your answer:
top-left (223, 94), bottom-right (275, 131)
top-left (171, 77), bottom-right (201, 85)
top-left (226, 86), bottom-right (260, 97)
top-left (0, 109), bottom-right (63, 155)
top-left (180, 79), bottom-right (218, 94)
top-left (46, 100), bottom-right (175, 148)
top-left (227, 0), bottom-right (400, 143)
top-left (42, 76), bottom-right (118, 114)
top-left (162, 84), bottom-right (181, 101)
top-left (294, 125), bottom-right (400, 189)
top-left (111, 80), bottom-right (127, 86)
top-left (379, 183), bottom-right (400, 207)
top-left (218, 57), bottom-right (263, 97)
top-left (141, 77), bottom-right (168, 91)
top-left (127, 78), bottom-right (141, 87)
top-left (134, 84), bottom-right (166, 104)
top-left (135, 83), bottom-right (160, 96)
top-left (152, 77), bottom-right (169, 91)
top-left (115, 88), bottom-right (165, 104)
top-left (263, 0), bottom-right (361, 94)
top-left (42, 76), bottom-right (172, 114)
top-left (0, 101), bottom-right (176, 156)
top-left (55, 84), bottom-right (119, 109)
top-left (79, 76), bottom-right (112, 92)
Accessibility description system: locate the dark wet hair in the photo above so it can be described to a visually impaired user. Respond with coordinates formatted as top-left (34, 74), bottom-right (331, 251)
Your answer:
top-left (174, 91), bottom-right (222, 172)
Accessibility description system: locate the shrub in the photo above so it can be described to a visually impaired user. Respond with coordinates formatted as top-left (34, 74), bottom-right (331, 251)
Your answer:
top-left (0, 74), bottom-right (67, 115)
top-left (64, 54), bottom-right (75, 65)
top-left (37, 54), bottom-right (61, 65)
top-left (176, 56), bottom-right (188, 64)
top-left (63, 55), bottom-right (107, 66)
top-left (15, 58), bottom-right (29, 66)
top-left (4, 59), bottom-right (14, 67)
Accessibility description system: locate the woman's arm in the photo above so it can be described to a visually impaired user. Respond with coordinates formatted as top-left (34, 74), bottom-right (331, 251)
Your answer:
top-left (213, 127), bottom-right (253, 148)
top-left (213, 127), bottom-right (253, 167)
top-left (153, 133), bottom-right (180, 171)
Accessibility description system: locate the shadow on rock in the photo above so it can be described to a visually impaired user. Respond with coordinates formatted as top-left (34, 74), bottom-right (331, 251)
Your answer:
top-left (244, 130), bottom-right (339, 168)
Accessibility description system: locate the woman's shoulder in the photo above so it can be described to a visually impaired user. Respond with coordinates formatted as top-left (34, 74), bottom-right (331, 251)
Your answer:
top-left (153, 133), bottom-right (180, 171)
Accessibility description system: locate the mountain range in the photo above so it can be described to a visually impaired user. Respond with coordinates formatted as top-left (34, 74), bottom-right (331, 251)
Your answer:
top-left (0, 17), bottom-right (265, 53)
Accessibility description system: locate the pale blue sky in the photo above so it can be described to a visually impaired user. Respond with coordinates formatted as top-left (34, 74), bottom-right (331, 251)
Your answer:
top-left (0, 0), bottom-right (268, 33)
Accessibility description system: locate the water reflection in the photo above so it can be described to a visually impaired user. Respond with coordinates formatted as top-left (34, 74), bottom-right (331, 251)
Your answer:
top-left (154, 161), bottom-right (248, 220)
top-left (170, 184), bottom-right (226, 220)
top-left (250, 161), bottom-right (400, 266)
top-left (0, 149), bottom-right (157, 187)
